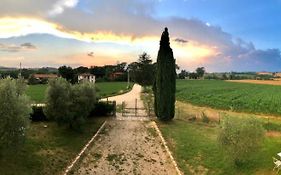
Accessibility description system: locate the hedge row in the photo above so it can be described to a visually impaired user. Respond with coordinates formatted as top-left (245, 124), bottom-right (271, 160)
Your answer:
top-left (30, 101), bottom-right (116, 122)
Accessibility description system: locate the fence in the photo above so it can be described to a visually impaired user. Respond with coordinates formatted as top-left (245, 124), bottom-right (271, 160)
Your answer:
top-left (121, 99), bottom-right (151, 117)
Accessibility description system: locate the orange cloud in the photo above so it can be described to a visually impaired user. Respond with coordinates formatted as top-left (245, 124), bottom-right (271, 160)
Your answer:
top-left (0, 17), bottom-right (220, 69)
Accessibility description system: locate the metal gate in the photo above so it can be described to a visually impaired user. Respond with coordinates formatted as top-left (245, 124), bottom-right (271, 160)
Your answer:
top-left (121, 99), bottom-right (151, 117)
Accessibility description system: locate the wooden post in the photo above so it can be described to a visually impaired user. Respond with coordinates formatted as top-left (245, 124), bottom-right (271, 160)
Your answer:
top-left (122, 101), bottom-right (125, 117)
top-left (113, 101), bottom-right (116, 117)
top-left (135, 98), bottom-right (137, 116)
top-left (148, 102), bottom-right (150, 117)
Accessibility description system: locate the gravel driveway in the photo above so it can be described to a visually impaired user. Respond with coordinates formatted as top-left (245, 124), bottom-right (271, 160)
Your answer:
top-left (72, 120), bottom-right (178, 175)
top-left (71, 84), bottom-right (178, 175)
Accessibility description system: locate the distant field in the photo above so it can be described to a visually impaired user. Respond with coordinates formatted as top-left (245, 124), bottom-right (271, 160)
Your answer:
top-left (95, 82), bottom-right (133, 98)
top-left (228, 79), bottom-right (281, 86)
top-left (26, 84), bottom-right (47, 103)
top-left (176, 80), bottom-right (281, 116)
top-left (26, 82), bottom-right (133, 103)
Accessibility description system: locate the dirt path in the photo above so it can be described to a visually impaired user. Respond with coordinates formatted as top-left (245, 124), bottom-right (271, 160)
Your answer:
top-left (103, 84), bottom-right (144, 108)
top-left (72, 120), bottom-right (178, 175)
top-left (71, 84), bottom-right (178, 174)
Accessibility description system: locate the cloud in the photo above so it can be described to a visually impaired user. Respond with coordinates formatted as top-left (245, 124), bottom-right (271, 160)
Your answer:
top-left (0, 43), bottom-right (37, 52)
top-left (174, 38), bottom-right (188, 44)
top-left (21, 43), bottom-right (37, 49)
top-left (0, 0), bottom-right (280, 71)
top-left (48, 0), bottom-right (79, 16)
top-left (87, 51), bottom-right (94, 57)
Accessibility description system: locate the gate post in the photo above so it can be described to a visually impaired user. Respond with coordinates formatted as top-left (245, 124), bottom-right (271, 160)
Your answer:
top-left (135, 98), bottom-right (137, 116)
top-left (113, 101), bottom-right (116, 117)
top-left (122, 101), bottom-right (125, 117)
top-left (148, 102), bottom-right (150, 117)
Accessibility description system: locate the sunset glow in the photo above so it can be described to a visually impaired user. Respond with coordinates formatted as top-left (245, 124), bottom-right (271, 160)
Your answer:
top-left (0, 0), bottom-right (280, 71)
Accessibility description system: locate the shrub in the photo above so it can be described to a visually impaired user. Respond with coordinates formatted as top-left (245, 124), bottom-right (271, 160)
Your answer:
top-left (90, 101), bottom-right (115, 116)
top-left (68, 83), bottom-right (96, 130)
top-left (218, 116), bottom-right (265, 166)
top-left (30, 105), bottom-right (47, 122)
top-left (0, 78), bottom-right (31, 154)
top-left (44, 78), bottom-right (71, 125)
top-left (45, 78), bottom-right (96, 131)
top-left (28, 75), bottom-right (40, 85)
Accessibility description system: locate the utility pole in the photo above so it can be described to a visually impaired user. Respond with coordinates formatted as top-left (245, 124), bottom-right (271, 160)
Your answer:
top-left (18, 62), bottom-right (22, 78)
top-left (127, 69), bottom-right (130, 89)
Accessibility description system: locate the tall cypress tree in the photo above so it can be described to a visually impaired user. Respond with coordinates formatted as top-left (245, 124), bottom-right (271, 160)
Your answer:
top-left (153, 27), bottom-right (176, 121)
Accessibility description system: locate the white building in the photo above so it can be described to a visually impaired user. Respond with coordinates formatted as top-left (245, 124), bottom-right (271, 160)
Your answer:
top-left (78, 73), bottom-right (95, 83)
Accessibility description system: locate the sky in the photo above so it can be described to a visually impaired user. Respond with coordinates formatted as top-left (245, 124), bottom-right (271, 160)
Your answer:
top-left (0, 0), bottom-right (281, 72)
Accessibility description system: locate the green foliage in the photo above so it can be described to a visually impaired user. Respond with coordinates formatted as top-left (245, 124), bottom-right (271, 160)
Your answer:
top-left (28, 75), bottom-right (40, 85)
top-left (154, 27), bottom-right (176, 121)
top-left (218, 116), bottom-right (265, 166)
top-left (178, 70), bottom-right (189, 79)
top-left (0, 118), bottom-right (105, 174)
top-left (0, 78), bottom-right (31, 154)
top-left (45, 78), bottom-right (96, 131)
top-left (90, 101), bottom-right (115, 116)
top-left (90, 63), bottom-right (127, 81)
top-left (45, 78), bottom-right (71, 124)
top-left (68, 82), bottom-right (96, 130)
top-left (196, 67), bottom-right (205, 78)
top-left (176, 80), bottom-right (281, 116)
top-left (159, 119), bottom-right (279, 174)
top-left (128, 52), bottom-right (155, 86)
top-left (58, 66), bottom-right (76, 84)
top-left (26, 82), bottom-right (132, 103)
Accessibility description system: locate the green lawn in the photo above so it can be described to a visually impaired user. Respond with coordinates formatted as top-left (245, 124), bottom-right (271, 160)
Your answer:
top-left (177, 80), bottom-right (281, 116)
top-left (26, 82), bottom-right (133, 103)
top-left (26, 84), bottom-right (48, 103)
top-left (158, 119), bottom-right (281, 175)
top-left (95, 82), bottom-right (133, 98)
top-left (0, 117), bottom-right (106, 175)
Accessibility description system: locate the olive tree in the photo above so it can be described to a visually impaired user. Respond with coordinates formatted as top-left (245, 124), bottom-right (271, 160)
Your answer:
top-left (0, 78), bottom-right (31, 154)
top-left (218, 116), bottom-right (265, 166)
top-left (68, 82), bottom-right (96, 130)
top-left (45, 78), bottom-right (96, 131)
top-left (45, 78), bottom-right (72, 125)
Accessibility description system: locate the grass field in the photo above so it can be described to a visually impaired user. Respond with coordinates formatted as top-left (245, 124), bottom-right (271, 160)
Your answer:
top-left (95, 82), bottom-right (133, 98)
top-left (158, 101), bottom-right (281, 175)
top-left (177, 80), bottom-right (281, 116)
top-left (159, 119), bottom-right (281, 175)
top-left (26, 84), bottom-right (48, 103)
top-left (26, 82), bottom-right (133, 103)
top-left (0, 117), bottom-right (105, 175)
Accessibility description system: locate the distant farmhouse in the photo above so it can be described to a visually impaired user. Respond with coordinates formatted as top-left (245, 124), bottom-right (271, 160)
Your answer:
top-left (256, 72), bottom-right (273, 76)
top-left (29, 73), bottom-right (58, 84)
top-left (78, 73), bottom-right (95, 83)
top-left (109, 72), bottom-right (124, 80)
top-left (256, 72), bottom-right (281, 78)
top-left (274, 72), bottom-right (281, 78)
top-left (33, 74), bottom-right (58, 79)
